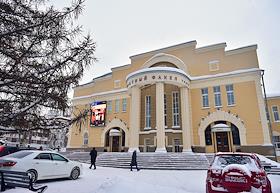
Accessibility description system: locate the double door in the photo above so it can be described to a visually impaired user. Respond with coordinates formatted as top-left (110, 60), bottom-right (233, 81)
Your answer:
top-left (215, 132), bottom-right (229, 152)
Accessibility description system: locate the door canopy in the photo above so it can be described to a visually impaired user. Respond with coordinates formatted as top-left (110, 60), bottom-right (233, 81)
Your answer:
top-left (211, 123), bottom-right (231, 132)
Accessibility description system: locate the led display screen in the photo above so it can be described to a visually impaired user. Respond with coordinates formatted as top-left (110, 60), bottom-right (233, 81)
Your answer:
top-left (90, 101), bottom-right (106, 126)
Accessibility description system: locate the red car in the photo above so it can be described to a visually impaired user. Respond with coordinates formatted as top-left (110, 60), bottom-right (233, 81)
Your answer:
top-left (206, 152), bottom-right (272, 193)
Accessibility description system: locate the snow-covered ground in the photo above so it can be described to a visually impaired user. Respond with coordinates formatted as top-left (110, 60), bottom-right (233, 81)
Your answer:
top-left (7, 164), bottom-right (280, 193)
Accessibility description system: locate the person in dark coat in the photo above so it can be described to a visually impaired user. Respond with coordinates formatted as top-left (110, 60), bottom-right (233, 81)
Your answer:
top-left (130, 150), bottom-right (140, 171)
top-left (89, 147), bottom-right (97, 169)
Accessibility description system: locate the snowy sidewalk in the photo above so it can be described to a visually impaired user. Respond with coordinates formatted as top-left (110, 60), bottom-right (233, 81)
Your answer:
top-left (7, 164), bottom-right (280, 193)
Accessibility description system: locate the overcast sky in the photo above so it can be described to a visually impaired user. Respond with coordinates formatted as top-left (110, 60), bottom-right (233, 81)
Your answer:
top-left (55, 0), bottom-right (280, 95)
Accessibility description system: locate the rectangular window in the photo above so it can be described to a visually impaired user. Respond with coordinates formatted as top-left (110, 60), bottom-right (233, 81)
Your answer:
top-left (226, 84), bottom-right (235, 106)
top-left (122, 98), bottom-right (127, 112)
top-left (145, 96), bottom-right (151, 128)
top-left (209, 60), bottom-right (219, 71)
top-left (114, 80), bottom-right (121, 88)
top-left (272, 106), bottom-right (280, 122)
top-left (107, 101), bottom-right (112, 113)
top-left (213, 86), bottom-right (222, 107)
top-left (172, 92), bottom-right (180, 127)
top-left (164, 94), bottom-right (167, 127)
top-left (201, 88), bottom-right (209, 108)
top-left (115, 99), bottom-right (120, 113)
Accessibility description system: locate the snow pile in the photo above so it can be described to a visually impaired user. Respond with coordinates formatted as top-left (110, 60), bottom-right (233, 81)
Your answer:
top-left (222, 164), bottom-right (252, 177)
top-left (4, 164), bottom-right (280, 193)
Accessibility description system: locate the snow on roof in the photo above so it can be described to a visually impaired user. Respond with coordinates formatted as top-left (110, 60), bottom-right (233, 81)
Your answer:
top-left (126, 66), bottom-right (190, 81)
top-left (191, 68), bottom-right (261, 81)
top-left (266, 93), bottom-right (280, 98)
top-left (212, 123), bottom-right (230, 129)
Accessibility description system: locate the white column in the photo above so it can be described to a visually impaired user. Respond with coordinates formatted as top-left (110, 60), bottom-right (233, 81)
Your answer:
top-left (180, 87), bottom-right (193, 153)
top-left (155, 82), bottom-right (167, 153)
top-left (128, 86), bottom-right (141, 152)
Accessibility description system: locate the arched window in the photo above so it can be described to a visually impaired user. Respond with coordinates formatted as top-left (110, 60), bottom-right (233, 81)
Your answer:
top-left (105, 131), bottom-right (110, 146)
top-left (83, 132), bottom-right (89, 145)
top-left (231, 124), bottom-right (240, 145)
top-left (205, 125), bottom-right (212, 145)
top-left (122, 130), bottom-right (125, 146)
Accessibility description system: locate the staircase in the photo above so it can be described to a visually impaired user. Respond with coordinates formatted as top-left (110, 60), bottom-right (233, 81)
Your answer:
top-left (62, 152), bottom-right (280, 173)
top-left (260, 160), bottom-right (280, 175)
top-left (64, 152), bottom-right (210, 170)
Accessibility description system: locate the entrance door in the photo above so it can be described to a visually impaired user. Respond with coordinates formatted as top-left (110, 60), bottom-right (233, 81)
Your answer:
top-left (216, 132), bottom-right (229, 152)
top-left (111, 136), bottom-right (120, 152)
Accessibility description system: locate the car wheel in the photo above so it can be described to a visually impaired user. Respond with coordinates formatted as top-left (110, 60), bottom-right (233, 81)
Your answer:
top-left (27, 169), bottom-right (38, 183)
top-left (70, 167), bottom-right (80, 180)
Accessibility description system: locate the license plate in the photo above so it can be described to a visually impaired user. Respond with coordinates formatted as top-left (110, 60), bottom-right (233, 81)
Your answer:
top-left (225, 176), bottom-right (247, 183)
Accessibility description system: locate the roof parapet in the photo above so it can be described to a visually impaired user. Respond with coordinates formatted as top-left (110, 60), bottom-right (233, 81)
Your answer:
top-left (226, 45), bottom-right (257, 56)
top-left (195, 42), bottom-right (227, 54)
top-left (130, 40), bottom-right (197, 60)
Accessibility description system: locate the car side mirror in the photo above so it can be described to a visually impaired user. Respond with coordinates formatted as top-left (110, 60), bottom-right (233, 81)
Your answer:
top-left (264, 165), bottom-right (271, 172)
top-left (65, 159), bottom-right (69, 162)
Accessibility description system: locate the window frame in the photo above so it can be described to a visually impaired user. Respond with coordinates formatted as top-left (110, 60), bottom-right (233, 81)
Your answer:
top-left (107, 100), bottom-right (112, 113)
top-left (51, 153), bottom-right (68, 162)
top-left (115, 99), bottom-right (120, 113)
top-left (201, 88), bottom-right (209, 108)
top-left (145, 95), bottom-right (151, 129)
top-left (114, 80), bottom-right (121, 89)
top-left (164, 94), bottom-right (167, 128)
top-left (209, 60), bottom-right (220, 71)
top-left (122, 98), bottom-right (127, 112)
top-left (272, 106), bottom-right (280, 122)
top-left (172, 91), bottom-right (180, 127)
top-left (34, 153), bottom-right (52, 160)
top-left (213, 86), bottom-right (222, 107)
top-left (226, 84), bottom-right (235, 106)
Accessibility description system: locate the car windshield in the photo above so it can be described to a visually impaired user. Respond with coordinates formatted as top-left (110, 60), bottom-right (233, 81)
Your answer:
top-left (4, 151), bottom-right (33, 159)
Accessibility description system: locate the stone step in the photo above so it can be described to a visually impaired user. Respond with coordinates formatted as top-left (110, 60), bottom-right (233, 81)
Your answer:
top-left (74, 152), bottom-right (211, 170)
top-left (65, 152), bottom-right (279, 172)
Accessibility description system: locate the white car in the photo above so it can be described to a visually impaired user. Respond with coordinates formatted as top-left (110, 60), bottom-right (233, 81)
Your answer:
top-left (0, 150), bottom-right (83, 182)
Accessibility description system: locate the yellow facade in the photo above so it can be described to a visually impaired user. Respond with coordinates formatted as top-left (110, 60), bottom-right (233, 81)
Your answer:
top-left (68, 41), bottom-right (275, 156)
top-left (267, 95), bottom-right (280, 150)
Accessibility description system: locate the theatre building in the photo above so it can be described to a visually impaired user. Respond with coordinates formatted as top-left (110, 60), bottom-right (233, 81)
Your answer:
top-left (68, 40), bottom-right (276, 155)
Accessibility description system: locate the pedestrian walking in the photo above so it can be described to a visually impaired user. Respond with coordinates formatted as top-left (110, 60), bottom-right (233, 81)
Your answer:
top-left (130, 150), bottom-right (140, 171)
top-left (89, 147), bottom-right (97, 169)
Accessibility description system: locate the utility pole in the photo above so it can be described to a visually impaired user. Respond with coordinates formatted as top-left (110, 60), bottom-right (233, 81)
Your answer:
top-left (261, 70), bottom-right (277, 161)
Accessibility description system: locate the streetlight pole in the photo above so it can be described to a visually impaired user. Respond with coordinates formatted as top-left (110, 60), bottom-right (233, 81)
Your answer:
top-left (261, 70), bottom-right (277, 161)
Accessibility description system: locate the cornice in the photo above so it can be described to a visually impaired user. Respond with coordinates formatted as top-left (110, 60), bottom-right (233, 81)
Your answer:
top-left (72, 88), bottom-right (128, 102)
